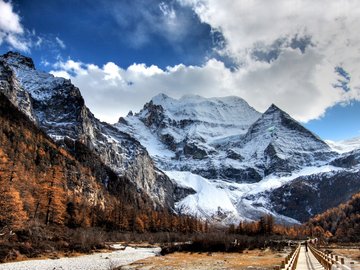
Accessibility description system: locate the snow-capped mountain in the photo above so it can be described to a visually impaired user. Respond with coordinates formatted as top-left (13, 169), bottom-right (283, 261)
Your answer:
top-left (117, 93), bottom-right (263, 181)
top-left (1, 52), bottom-right (359, 225)
top-left (234, 104), bottom-right (335, 176)
top-left (117, 93), bottom-right (359, 224)
top-left (0, 52), bottom-right (175, 208)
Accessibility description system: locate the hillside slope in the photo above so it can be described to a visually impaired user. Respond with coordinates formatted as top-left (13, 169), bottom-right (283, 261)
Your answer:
top-left (307, 192), bottom-right (360, 241)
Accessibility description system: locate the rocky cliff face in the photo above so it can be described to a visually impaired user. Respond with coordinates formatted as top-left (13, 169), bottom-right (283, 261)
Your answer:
top-left (0, 90), bottom-right (151, 227)
top-left (0, 52), bottom-right (175, 209)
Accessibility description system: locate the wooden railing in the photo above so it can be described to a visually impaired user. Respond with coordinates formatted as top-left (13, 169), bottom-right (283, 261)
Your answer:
top-left (274, 243), bottom-right (301, 270)
top-left (308, 243), bottom-right (356, 270)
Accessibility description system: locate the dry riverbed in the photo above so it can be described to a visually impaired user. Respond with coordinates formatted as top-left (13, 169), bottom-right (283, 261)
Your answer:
top-left (0, 245), bottom-right (161, 270)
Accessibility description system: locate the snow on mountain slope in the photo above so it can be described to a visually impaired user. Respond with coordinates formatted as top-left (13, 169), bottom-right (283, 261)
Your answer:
top-left (233, 104), bottom-right (335, 175)
top-left (116, 93), bottom-right (263, 180)
top-left (118, 96), bottom-right (336, 182)
top-left (150, 93), bottom-right (261, 130)
top-left (164, 166), bottom-right (342, 224)
top-left (119, 115), bottom-right (176, 162)
top-left (165, 171), bottom-right (239, 222)
top-left (131, 93), bottom-right (261, 146)
top-left (326, 136), bottom-right (360, 153)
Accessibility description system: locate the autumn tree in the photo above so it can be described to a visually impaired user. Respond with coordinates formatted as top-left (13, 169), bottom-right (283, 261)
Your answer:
top-left (0, 185), bottom-right (28, 230)
top-left (38, 165), bottom-right (66, 225)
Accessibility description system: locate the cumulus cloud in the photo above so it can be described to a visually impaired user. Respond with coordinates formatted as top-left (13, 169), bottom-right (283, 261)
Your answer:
top-left (176, 0), bottom-right (360, 117)
top-left (0, 0), bottom-right (30, 51)
top-left (50, 46), bottom-right (359, 125)
top-left (177, 0), bottom-right (360, 57)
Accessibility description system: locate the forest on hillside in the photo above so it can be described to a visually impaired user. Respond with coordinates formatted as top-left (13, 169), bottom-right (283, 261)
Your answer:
top-left (307, 192), bottom-right (360, 242)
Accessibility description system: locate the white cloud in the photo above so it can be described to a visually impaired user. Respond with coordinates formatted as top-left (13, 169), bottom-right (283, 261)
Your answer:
top-left (5, 33), bottom-right (30, 52)
top-left (103, 62), bottom-right (123, 81)
top-left (53, 59), bottom-right (88, 76)
top-left (50, 70), bottom-right (71, 79)
top-left (177, 0), bottom-right (360, 57)
top-left (55, 36), bottom-right (66, 49)
top-left (0, 0), bottom-right (23, 34)
top-left (50, 47), bottom-right (360, 125)
top-left (176, 0), bottom-right (360, 117)
top-left (128, 63), bottom-right (164, 76)
top-left (0, 0), bottom-right (29, 51)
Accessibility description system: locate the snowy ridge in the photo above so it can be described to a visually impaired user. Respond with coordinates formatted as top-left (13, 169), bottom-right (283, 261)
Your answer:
top-left (150, 93), bottom-right (261, 126)
top-left (14, 67), bottom-right (66, 101)
top-left (116, 93), bottom-right (263, 176)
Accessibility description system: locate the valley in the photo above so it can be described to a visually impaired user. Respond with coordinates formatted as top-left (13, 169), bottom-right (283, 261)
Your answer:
top-left (0, 52), bottom-right (359, 269)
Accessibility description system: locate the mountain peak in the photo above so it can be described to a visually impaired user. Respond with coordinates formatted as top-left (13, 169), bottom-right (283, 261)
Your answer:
top-left (241, 100), bottom-right (333, 172)
top-left (151, 93), bottom-right (173, 103)
top-left (1, 51), bottom-right (35, 69)
top-left (142, 93), bottom-right (261, 126)
top-left (253, 103), bottom-right (325, 141)
top-left (262, 103), bottom-right (299, 125)
top-left (264, 103), bottom-right (283, 114)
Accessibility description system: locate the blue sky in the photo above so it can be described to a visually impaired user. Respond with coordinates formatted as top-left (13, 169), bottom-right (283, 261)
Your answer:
top-left (0, 0), bottom-right (360, 141)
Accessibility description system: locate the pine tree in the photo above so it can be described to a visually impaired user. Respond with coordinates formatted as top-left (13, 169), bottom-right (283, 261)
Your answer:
top-left (40, 165), bottom-right (66, 225)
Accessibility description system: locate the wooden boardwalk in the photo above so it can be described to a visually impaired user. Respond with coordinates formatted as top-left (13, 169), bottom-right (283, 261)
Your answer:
top-left (295, 246), bottom-right (325, 270)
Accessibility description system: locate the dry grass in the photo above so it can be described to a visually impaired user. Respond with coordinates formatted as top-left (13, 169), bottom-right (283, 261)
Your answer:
top-left (120, 248), bottom-right (286, 270)
top-left (330, 248), bottom-right (360, 261)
